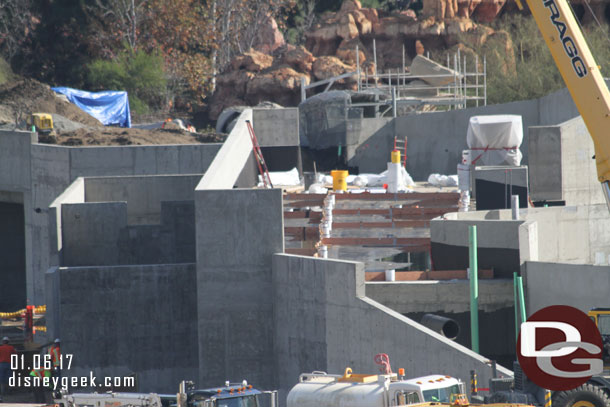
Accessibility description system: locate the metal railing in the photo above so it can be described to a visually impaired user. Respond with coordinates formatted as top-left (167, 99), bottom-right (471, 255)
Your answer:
top-left (300, 40), bottom-right (487, 116)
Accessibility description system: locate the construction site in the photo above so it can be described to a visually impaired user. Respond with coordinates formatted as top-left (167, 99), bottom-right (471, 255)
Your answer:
top-left (2, 0), bottom-right (610, 406)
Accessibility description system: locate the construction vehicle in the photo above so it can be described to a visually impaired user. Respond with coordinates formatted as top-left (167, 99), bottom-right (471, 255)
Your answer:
top-left (54, 380), bottom-right (277, 407)
top-left (480, 308), bottom-right (610, 407)
top-left (287, 367), bottom-right (532, 407)
top-left (513, 0), bottom-right (610, 211)
top-left (26, 113), bottom-right (54, 134)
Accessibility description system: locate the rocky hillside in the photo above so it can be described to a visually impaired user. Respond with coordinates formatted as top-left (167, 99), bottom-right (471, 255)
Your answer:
top-left (208, 0), bottom-right (519, 120)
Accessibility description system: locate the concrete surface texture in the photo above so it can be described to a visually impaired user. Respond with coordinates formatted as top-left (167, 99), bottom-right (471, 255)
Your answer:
top-left (0, 128), bottom-right (221, 306)
top-left (51, 175), bottom-right (200, 267)
top-left (197, 109), bottom-right (255, 189)
top-left (253, 108), bottom-right (299, 147)
top-left (365, 280), bottom-right (513, 314)
top-left (346, 84), bottom-right (590, 180)
top-left (84, 175), bottom-right (201, 224)
top-left (272, 254), bottom-right (512, 402)
top-left (45, 264), bottom-right (199, 393)
top-left (195, 188), bottom-right (284, 390)
top-left (430, 214), bottom-right (523, 277)
top-left (528, 116), bottom-right (604, 206)
top-left (523, 261), bottom-right (610, 316)
top-left (432, 204), bottom-right (610, 269)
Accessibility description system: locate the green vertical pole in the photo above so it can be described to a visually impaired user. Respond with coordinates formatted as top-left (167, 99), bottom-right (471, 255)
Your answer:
top-left (517, 276), bottom-right (527, 324)
top-left (514, 272), bottom-right (519, 341)
top-left (469, 225), bottom-right (479, 353)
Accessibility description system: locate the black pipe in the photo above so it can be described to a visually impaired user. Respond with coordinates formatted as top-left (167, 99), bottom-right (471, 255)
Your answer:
top-left (420, 314), bottom-right (460, 340)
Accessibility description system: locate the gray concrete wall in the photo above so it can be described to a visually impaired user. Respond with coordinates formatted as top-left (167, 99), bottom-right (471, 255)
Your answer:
top-left (346, 118), bottom-right (394, 171)
top-left (0, 128), bottom-right (221, 305)
top-left (430, 214), bottom-right (524, 277)
top-left (195, 188), bottom-right (284, 390)
top-left (272, 254), bottom-right (512, 403)
top-left (529, 117), bottom-right (603, 206)
top-left (253, 108), bottom-right (299, 147)
top-left (345, 84), bottom-right (589, 180)
top-left (365, 280), bottom-right (513, 314)
top-left (59, 199), bottom-right (196, 267)
top-left (432, 204), bottom-right (610, 268)
top-left (68, 144), bottom-right (221, 178)
top-left (523, 261), bottom-right (610, 316)
top-left (84, 175), bottom-right (201, 224)
top-left (45, 264), bottom-right (198, 393)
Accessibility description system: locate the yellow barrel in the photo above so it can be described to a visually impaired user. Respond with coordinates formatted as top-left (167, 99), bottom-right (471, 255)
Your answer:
top-left (391, 149), bottom-right (401, 164)
top-left (331, 170), bottom-right (348, 191)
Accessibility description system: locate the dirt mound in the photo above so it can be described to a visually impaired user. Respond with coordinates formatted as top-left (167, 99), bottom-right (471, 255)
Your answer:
top-left (45, 127), bottom-right (227, 146)
top-left (0, 78), bottom-right (102, 126)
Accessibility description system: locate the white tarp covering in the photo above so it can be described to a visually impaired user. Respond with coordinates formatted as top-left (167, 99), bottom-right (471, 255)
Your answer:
top-left (466, 115), bottom-right (523, 166)
top-left (259, 167), bottom-right (301, 187)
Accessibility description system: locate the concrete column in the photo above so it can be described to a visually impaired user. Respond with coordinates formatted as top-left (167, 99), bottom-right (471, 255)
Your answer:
top-left (195, 188), bottom-right (284, 389)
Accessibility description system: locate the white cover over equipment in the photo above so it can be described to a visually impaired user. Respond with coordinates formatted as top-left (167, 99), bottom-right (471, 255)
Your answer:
top-left (466, 115), bottom-right (523, 166)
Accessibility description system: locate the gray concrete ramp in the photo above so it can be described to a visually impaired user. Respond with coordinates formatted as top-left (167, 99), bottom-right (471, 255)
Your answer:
top-left (273, 254), bottom-right (512, 400)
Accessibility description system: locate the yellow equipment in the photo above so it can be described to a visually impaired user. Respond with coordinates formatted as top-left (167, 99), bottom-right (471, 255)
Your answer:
top-left (589, 308), bottom-right (610, 368)
top-left (27, 113), bottom-right (54, 133)
top-left (515, 0), bottom-right (610, 211)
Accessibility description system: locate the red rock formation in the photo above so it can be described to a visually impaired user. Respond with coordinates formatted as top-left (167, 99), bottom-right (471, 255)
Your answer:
top-left (313, 56), bottom-right (355, 81)
top-left (472, 0), bottom-right (507, 23)
top-left (278, 45), bottom-right (316, 73)
top-left (253, 16), bottom-right (286, 54)
top-left (231, 49), bottom-right (273, 72)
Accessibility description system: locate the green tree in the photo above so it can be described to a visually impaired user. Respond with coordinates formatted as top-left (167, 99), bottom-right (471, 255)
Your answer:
top-left (87, 48), bottom-right (166, 114)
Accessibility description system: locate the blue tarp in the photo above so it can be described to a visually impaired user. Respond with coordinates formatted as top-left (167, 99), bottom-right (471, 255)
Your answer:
top-left (52, 87), bottom-right (131, 128)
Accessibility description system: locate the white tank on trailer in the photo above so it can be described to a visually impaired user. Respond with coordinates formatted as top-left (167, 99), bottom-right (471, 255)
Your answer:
top-left (287, 368), bottom-right (464, 407)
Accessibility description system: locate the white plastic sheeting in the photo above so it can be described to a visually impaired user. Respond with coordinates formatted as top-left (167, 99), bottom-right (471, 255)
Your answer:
top-left (258, 167), bottom-right (301, 187)
top-left (427, 173), bottom-right (458, 187)
top-left (466, 115), bottom-right (523, 166)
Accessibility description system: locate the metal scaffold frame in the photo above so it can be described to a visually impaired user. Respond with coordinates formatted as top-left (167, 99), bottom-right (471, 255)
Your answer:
top-left (300, 40), bottom-right (487, 116)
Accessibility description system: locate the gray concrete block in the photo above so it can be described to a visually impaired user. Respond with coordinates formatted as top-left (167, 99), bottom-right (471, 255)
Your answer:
top-left (253, 108), bottom-right (299, 147)
top-left (46, 264), bottom-right (198, 393)
top-left (61, 202), bottom-right (127, 266)
top-left (196, 188), bottom-right (283, 391)
top-left (0, 130), bottom-right (35, 191)
top-left (524, 261), bottom-right (610, 316)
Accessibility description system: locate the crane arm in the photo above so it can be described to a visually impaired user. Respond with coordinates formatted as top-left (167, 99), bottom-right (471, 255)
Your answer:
top-left (518, 0), bottom-right (610, 209)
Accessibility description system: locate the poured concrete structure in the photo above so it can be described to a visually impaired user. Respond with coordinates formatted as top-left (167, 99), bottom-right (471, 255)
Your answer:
top-left (431, 204), bottom-right (610, 274)
top-left (46, 263), bottom-right (198, 393)
top-left (528, 116), bottom-right (604, 206)
top-left (0, 129), bottom-right (221, 308)
top-left (273, 254), bottom-right (512, 400)
top-left (523, 261), bottom-right (610, 315)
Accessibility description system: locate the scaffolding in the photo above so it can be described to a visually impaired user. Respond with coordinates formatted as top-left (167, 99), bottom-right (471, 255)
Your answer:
top-left (301, 40), bottom-right (487, 116)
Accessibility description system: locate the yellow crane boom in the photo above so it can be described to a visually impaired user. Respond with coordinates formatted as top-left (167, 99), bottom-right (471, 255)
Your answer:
top-left (516, 0), bottom-right (610, 209)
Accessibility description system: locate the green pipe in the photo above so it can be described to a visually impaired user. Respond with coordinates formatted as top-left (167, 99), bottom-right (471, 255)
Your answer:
top-left (517, 275), bottom-right (527, 325)
top-left (469, 225), bottom-right (479, 353)
top-left (513, 272), bottom-right (519, 341)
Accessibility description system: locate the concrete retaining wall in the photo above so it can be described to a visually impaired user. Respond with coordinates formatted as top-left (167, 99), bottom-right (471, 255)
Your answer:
top-left (523, 261), bottom-right (610, 316)
top-left (430, 213), bottom-right (524, 278)
top-left (56, 176), bottom-right (198, 267)
top-left (0, 128), bottom-right (221, 304)
top-left (529, 116), bottom-right (604, 206)
top-left (45, 264), bottom-right (198, 393)
top-left (84, 175), bottom-right (201, 224)
top-left (195, 188), bottom-right (284, 390)
top-left (253, 108), bottom-right (299, 147)
top-left (431, 204), bottom-right (610, 273)
top-left (345, 85), bottom-right (589, 180)
top-left (273, 254), bottom-right (512, 403)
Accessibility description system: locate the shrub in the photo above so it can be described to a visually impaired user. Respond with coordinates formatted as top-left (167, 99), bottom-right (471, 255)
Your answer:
top-left (87, 48), bottom-right (166, 114)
